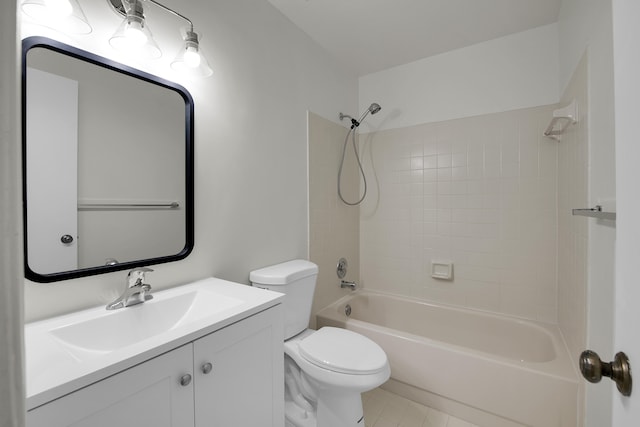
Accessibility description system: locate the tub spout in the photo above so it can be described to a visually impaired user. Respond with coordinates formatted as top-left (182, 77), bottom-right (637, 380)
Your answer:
top-left (340, 280), bottom-right (357, 291)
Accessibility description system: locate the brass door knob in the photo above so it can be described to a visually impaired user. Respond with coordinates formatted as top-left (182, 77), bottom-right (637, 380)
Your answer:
top-left (579, 350), bottom-right (632, 396)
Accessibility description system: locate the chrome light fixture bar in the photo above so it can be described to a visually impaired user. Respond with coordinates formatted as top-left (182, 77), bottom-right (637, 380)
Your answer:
top-left (108, 0), bottom-right (212, 76)
top-left (21, 0), bottom-right (92, 34)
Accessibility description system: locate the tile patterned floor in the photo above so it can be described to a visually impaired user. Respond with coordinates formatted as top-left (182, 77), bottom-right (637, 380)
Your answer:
top-left (362, 388), bottom-right (480, 427)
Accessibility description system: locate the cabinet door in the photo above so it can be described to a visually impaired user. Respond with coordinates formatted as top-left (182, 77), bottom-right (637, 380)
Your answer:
top-left (194, 306), bottom-right (284, 427)
top-left (27, 344), bottom-right (194, 427)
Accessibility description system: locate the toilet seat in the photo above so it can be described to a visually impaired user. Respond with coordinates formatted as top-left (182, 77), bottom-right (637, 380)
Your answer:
top-left (298, 327), bottom-right (387, 375)
top-left (285, 327), bottom-right (390, 391)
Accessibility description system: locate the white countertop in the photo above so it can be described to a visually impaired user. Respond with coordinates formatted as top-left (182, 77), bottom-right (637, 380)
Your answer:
top-left (25, 277), bottom-right (283, 410)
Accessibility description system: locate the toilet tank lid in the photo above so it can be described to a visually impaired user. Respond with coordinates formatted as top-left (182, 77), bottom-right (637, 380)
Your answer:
top-left (249, 259), bottom-right (318, 285)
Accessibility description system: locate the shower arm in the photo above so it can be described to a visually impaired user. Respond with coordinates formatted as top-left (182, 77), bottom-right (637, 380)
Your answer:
top-left (338, 112), bottom-right (359, 128)
top-left (338, 112), bottom-right (361, 129)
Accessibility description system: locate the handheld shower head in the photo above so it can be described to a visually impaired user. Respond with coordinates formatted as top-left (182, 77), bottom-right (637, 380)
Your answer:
top-left (337, 103), bottom-right (381, 205)
top-left (357, 102), bottom-right (382, 125)
top-left (368, 103), bottom-right (381, 114)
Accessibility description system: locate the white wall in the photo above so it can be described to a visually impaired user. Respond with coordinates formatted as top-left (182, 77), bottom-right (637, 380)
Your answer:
top-left (557, 1), bottom-right (616, 426)
top-left (0, 1), bottom-right (24, 426)
top-left (358, 23), bottom-right (559, 132)
top-left (612, 0), bottom-right (640, 424)
top-left (21, 0), bottom-right (358, 321)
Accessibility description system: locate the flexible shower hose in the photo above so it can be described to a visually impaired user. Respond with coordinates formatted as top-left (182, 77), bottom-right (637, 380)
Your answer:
top-left (337, 127), bottom-right (367, 205)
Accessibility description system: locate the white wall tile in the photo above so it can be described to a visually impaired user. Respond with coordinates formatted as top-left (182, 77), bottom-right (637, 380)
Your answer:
top-left (360, 104), bottom-right (558, 321)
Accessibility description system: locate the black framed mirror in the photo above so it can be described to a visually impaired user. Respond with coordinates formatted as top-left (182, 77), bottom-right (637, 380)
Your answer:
top-left (22, 36), bottom-right (194, 283)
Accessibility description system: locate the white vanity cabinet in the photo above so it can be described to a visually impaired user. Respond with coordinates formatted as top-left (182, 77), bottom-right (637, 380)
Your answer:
top-left (27, 343), bottom-right (194, 427)
top-left (194, 306), bottom-right (283, 426)
top-left (27, 306), bottom-right (283, 427)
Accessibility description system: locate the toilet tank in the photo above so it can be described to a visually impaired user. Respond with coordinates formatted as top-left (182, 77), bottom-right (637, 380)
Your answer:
top-left (250, 260), bottom-right (318, 339)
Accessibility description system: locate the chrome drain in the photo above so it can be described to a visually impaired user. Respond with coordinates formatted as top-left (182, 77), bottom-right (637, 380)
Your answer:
top-left (345, 304), bottom-right (352, 317)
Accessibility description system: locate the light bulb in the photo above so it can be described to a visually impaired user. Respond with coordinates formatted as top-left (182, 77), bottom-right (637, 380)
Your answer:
top-left (44, 0), bottom-right (72, 17)
top-left (183, 46), bottom-right (201, 68)
top-left (124, 19), bottom-right (148, 47)
top-left (171, 30), bottom-right (213, 77)
top-left (21, 0), bottom-right (92, 33)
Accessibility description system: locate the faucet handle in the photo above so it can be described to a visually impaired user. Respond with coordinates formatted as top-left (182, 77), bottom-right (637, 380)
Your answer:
top-left (127, 267), bottom-right (154, 287)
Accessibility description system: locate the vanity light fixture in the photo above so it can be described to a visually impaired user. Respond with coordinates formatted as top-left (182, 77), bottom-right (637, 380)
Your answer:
top-left (21, 0), bottom-right (92, 34)
top-left (21, 0), bottom-right (213, 77)
top-left (108, 0), bottom-right (212, 77)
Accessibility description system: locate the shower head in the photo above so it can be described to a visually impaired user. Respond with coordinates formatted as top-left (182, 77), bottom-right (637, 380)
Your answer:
top-left (368, 103), bottom-right (381, 115)
top-left (357, 102), bottom-right (382, 125)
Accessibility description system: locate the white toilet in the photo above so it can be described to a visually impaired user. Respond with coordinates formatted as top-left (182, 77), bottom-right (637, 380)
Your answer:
top-left (250, 259), bottom-right (390, 427)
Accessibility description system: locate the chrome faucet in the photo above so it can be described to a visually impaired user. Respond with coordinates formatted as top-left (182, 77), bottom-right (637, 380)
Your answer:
top-left (340, 280), bottom-right (357, 291)
top-left (106, 267), bottom-right (154, 310)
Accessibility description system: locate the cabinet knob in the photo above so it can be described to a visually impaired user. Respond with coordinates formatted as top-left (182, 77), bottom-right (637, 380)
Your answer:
top-left (179, 374), bottom-right (192, 387)
top-left (201, 362), bottom-right (213, 374)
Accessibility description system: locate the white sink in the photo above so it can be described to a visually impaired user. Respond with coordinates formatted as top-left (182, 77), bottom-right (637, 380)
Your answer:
top-left (49, 288), bottom-right (242, 358)
top-left (25, 277), bottom-right (283, 410)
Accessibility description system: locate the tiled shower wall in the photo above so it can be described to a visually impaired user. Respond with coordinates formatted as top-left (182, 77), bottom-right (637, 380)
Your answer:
top-left (359, 105), bottom-right (559, 323)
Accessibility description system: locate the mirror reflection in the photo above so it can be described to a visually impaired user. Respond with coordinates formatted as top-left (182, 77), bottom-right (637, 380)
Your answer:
top-left (23, 37), bottom-right (194, 282)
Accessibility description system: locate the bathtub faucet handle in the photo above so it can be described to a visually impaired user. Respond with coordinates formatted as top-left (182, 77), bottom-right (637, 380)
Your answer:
top-left (340, 280), bottom-right (357, 291)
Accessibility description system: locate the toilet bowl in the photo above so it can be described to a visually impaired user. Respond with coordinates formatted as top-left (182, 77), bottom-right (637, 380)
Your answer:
top-left (284, 328), bottom-right (390, 427)
top-left (250, 260), bottom-right (390, 427)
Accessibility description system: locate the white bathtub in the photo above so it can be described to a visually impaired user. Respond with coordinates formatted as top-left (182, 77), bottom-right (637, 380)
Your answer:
top-left (316, 291), bottom-right (579, 427)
